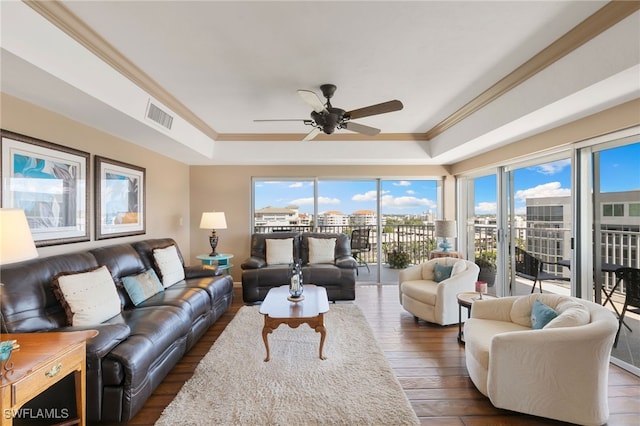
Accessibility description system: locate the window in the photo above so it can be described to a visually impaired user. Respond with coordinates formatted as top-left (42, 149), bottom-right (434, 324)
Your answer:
top-left (603, 203), bottom-right (624, 217)
top-left (630, 203), bottom-right (640, 217)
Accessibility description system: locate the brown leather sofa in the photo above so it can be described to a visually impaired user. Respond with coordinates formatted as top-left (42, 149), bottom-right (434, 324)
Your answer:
top-left (241, 232), bottom-right (357, 303)
top-left (0, 238), bottom-right (233, 423)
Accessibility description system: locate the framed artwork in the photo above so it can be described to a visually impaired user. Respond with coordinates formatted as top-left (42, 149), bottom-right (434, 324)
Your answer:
top-left (1, 130), bottom-right (89, 246)
top-left (95, 156), bottom-right (146, 239)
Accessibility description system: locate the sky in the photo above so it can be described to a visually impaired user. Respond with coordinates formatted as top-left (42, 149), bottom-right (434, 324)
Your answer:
top-left (254, 179), bottom-right (438, 215)
top-left (475, 142), bottom-right (640, 215)
top-left (254, 142), bottom-right (639, 217)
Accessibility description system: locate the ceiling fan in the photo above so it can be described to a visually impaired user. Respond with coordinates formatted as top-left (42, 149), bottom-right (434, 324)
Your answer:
top-left (254, 84), bottom-right (403, 141)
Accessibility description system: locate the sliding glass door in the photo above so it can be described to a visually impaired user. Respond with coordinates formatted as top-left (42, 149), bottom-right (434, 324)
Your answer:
top-left (252, 177), bottom-right (441, 284)
top-left (506, 156), bottom-right (573, 296)
top-left (317, 179), bottom-right (378, 283)
top-left (584, 139), bottom-right (640, 368)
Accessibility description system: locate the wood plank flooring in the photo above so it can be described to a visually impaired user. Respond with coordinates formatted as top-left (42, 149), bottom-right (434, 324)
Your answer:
top-left (105, 285), bottom-right (640, 426)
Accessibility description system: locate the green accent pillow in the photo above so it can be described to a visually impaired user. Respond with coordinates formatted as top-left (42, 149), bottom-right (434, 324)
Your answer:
top-left (122, 269), bottom-right (164, 306)
top-left (434, 263), bottom-right (454, 283)
top-left (531, 299), bottom-right (558, 329)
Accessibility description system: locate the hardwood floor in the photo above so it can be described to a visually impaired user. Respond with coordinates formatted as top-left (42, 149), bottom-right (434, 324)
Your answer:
top-left (108, 285), bottom-right (640, 426)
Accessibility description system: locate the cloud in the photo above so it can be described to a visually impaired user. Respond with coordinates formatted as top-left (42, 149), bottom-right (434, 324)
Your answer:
top-left (290, 196), bottom-right (340, 205)
top-left (515, 182), bottom-right (570, 201)
top-left (393, 181), bottom-right (411, 186)
top-left (476, 202), bottom-right (497, 214)
top-left (352, 190), bottom-right (378, 201)
top-left (381, 195), bottom-right (437, 209)
top-left (406, 190), bottom-right (416, 195)
top-left (288, 182), bottom-right (304, 188)
top-left (531, 159), bottom-right (571, 175)
top-left (318, 196), bottom-right (341, 205)
top-left (288, 197), bottom-right (314, 205)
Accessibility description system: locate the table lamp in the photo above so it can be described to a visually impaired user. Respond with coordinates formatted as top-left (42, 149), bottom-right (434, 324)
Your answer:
top-left (1, 208), bottom-right (39, 376)
top-left (199, 212), bottom-right (227, 256)
top-left (434, 220), bottom-right (456, 252)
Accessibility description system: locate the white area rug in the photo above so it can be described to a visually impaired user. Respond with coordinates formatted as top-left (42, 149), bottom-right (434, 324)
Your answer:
top-left (155, 304), bottom-right (419, 425)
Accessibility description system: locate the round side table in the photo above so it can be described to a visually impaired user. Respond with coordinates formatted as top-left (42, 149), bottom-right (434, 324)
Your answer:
top-left (457, 291), bottom-right (498, 344)
top-left (196, 253), bottom-right (234, 274)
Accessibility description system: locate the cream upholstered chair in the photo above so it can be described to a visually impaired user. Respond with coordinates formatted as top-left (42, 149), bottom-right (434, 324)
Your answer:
top-left (399, 257), bottom-right (479, 326)
top-left (464, 293), bottom-right (618, 426)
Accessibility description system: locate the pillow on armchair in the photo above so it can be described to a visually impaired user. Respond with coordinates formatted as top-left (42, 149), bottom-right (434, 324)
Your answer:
top-left (434, 263), bottom-right (454, 282)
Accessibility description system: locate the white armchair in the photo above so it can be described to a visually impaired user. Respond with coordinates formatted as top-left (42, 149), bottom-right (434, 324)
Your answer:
top-left (464, 294), bottom-right (618, 425)
top-left (399, 257), bottom-right (479, 326)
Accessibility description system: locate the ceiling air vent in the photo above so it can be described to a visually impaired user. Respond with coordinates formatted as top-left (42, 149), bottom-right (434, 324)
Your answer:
top-left (146, 101), bottom-right (173, 130)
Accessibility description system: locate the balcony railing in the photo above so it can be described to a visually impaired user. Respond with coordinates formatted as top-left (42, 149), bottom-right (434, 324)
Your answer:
top-left (253, 224), bottom-right (437, 265)
top-left (253, 224), bottom-right (639, 296)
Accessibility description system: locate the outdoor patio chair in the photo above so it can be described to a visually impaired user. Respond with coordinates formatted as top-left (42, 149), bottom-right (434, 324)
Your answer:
top-left (514, 247), bottom-right (569, 293)
top-left (350, 228), bottom-right (371, 274)
top-left (613, 267), bottom-right (640, 347)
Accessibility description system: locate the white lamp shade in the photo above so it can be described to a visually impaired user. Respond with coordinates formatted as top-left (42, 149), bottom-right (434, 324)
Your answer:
top-left (0, 208), bottom-right (38, 265)
top-left (200, 212), bottom-right (227, 230)
top-left (434, 220), bottom-right (457, 238)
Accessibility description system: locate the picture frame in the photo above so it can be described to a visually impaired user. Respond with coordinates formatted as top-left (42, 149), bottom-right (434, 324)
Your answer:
top-left (1, 130), bottom-right (90, 246)
top-left (95, 156), bottom-right (146, 239)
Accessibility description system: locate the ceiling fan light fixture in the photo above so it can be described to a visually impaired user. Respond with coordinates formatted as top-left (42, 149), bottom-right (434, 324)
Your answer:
top-left (256, 84), bottom-right (402, 140)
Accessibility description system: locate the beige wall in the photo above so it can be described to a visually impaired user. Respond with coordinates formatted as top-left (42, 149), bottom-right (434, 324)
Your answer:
top-left (189, 165), bottom-right (450, 281)
top-left (1, 94), bottom-right (192, 259)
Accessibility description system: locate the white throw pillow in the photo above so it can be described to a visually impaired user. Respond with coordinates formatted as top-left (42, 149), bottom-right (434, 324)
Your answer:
top-left (52, 265), bottom-right (121, 326)
top-left (266, 238), bottom-right (294, 265)
top-left (308, 237), bottom-right (336, 264)
top-left (153, 245), bottom-right (185, 288)
top-left (451, 260), bottom-right (468, 276)
top-left (544, 300), bottom-right (590, 329)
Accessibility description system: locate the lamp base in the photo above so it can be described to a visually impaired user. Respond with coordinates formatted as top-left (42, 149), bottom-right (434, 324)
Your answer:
top-left (438, 239), bottom-right (452, 252)
top-left (208, 234), bottom-right (219, 257)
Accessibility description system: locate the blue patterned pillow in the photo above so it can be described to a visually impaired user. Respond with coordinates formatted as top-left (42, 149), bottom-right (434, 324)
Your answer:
top-left (122, 269), bottom-right (164, 306)
top-left (531, 299), bottom-right (558, 329)
top-left (434, 263), bottom-right (454, 283)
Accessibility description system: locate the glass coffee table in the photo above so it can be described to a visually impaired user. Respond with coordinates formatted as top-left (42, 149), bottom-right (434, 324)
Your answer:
top-left (259, 284), bottom-right (330, 362)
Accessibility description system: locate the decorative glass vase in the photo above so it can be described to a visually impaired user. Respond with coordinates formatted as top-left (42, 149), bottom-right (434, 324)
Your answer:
top-left (289, 260), bottom-right (304, 300)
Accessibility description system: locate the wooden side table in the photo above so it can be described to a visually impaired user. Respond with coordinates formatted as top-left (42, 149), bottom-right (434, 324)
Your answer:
top-left (0, 330), bottom-right (97, 426)
top-left (457, 292), bottom-right (498, 344)
top-left (429, 250), bottom-right (463, 260)
top-left (196, 253), bottom-right (234, 274)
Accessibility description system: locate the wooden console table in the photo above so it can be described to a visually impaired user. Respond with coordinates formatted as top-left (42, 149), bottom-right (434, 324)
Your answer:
top-left (0, 330), bottom-right (97, 426)
top-left (429, 250), bottom-right (463, 260)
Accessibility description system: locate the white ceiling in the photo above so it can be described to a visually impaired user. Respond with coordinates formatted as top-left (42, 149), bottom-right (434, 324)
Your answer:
top-left (1, 1), bottom-right (639, 165)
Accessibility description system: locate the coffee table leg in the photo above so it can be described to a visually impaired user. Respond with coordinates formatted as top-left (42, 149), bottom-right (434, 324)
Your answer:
top-left (262, 318), bottom-right (273, 362)
top-left (316, 314), bottom-right (327, 360)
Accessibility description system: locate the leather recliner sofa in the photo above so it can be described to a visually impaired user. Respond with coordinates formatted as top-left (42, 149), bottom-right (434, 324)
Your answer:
top-left (0, 238), bottom-right (234, 423)
top-left (241, 231), bottom-right (357, 303)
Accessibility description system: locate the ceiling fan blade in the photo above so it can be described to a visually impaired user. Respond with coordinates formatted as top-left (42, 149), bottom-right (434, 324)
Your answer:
top-left (297, 90), bottom-right (328, 113)
top-left (303, 127), bottom-right (322, 141)
top-left (346, 100), bottom-right (403, 120)
top-left (254, 119), bottom-right (313, 124)
top-left (344, 121), bottom-right (381, 136)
